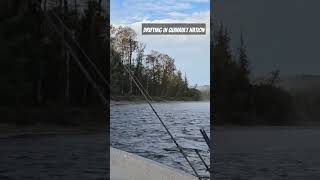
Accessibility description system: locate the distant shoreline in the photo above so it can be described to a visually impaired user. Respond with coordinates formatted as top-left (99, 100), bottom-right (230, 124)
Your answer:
top-left (110, 95), bottom-right (209, 102)
top-left (110, 99), bottom-right (209, 106)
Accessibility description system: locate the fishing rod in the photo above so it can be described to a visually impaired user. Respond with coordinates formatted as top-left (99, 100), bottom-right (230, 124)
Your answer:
top-left (46, 14), bottom-right (150, 106)
top-left (37, 1), bottom-right (209, 178)
top-left (35, 0), bottom-right (130, 105)
top-left (201, 129), bottom-right (211, 150)
top-left (120, 63), bottom-right (201, 179)
top-left (112, 49), bottom-right (210, 178)
top-left (117, 44), bottom-right (211, 180)
top-left (41, 8), bottom-right (108, 105)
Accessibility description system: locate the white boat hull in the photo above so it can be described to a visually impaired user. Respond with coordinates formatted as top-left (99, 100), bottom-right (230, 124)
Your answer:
top-left (110, 147), bottom-right (197, 180)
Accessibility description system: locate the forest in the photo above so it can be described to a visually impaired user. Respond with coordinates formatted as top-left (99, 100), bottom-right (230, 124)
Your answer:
top-left (0, 0), bottom-right (108, 124)
top-left (110, 26), bottom-right (202, 101)
top-left (212, 23), bottom-right (295, 125)
top-left (0, 0), bottom-right (202, 125)
top-left (0, 0), bottom-right (297, 125)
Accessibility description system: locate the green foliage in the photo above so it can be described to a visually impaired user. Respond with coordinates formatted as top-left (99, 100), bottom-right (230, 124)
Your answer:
top-left (110, 26), bottom-right (201, 100)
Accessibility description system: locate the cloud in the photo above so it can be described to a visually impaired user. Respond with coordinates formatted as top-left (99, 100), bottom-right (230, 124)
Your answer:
top-left (127, 10), bottom-right (210, 42)
top-left (112, 10), bottom-right (210, 85)
top-left (180, 0), bottom-right (209, 2)
top-left (122, 0), bottom-right (193, 12)
top-left (111, 0), bottom-right (210, 24)
top-left (168, 12), bottom-right (189, 18)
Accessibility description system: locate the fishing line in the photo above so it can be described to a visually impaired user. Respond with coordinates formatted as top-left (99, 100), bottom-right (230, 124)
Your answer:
top-left (37, 1), bottom-right (207, 178)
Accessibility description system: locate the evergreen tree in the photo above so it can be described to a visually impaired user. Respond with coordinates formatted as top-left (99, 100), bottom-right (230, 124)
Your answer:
top-left (238, 32), bottom-right (250, 83)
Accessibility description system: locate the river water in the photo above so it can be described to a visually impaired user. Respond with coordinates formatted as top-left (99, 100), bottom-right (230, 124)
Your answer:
top-left (110, 101), bottom-right (210, 177)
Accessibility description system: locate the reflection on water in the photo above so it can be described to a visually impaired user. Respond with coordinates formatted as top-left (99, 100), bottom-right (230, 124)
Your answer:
top-left (110, 101), bottom-right (210, 176)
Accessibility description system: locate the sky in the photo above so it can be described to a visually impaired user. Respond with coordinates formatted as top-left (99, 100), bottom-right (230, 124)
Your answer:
top-left (215, 0), bottom-right (320, 78)
top-left (110, 0), bottom-right (210, 86)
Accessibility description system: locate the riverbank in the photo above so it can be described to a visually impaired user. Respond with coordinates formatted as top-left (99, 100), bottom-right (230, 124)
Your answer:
top-left (0, 106), bottom-right (106, 127)
top-left (214, 126), bottom-right (320, 179)
top-left (111, 95), bottom-right (208, 102)
top-left (110, 95), bottom-right (209, 107)
top-left (110, 100), bottom-right (210, 106)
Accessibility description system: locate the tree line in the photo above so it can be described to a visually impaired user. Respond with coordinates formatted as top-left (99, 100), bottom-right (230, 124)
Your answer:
top-left (0, 0), bottom-right (202, 114)
top-left (0, 0), bottom-right (108, 110)
top-left (110, 26), bottom-right (202, 101)
top-left (213, 23), bottom-right (295, 125)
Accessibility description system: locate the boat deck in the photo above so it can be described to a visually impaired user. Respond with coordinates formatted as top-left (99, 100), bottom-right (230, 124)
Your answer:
top-left (110, 147), bottom-right (197, 180)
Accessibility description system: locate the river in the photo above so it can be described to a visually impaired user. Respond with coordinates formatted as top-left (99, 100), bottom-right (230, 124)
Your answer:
top-left (110, 101), bottom-right (210, 177)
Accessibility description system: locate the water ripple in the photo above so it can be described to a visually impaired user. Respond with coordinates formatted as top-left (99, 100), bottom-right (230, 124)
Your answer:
top-left (110, 101), bottom-right (210, 176)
